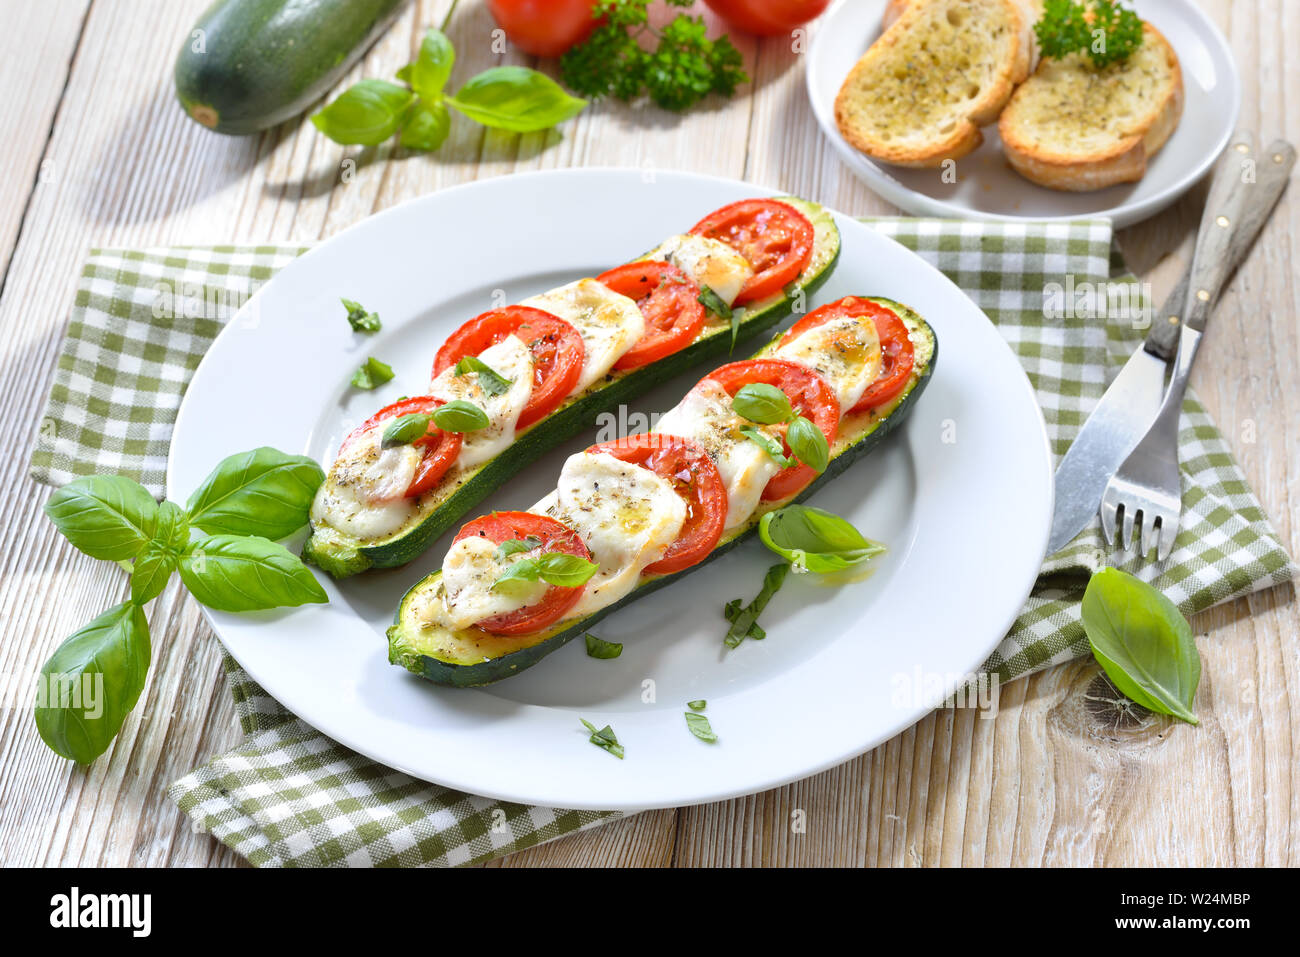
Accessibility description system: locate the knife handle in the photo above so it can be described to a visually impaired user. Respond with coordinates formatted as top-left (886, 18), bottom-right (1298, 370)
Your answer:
top-left (1144, 133), bottom-right (1296, 359)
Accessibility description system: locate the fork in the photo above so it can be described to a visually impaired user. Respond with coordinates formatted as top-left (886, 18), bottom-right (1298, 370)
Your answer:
top-left (1101, 132), bottom-right (1297, 560)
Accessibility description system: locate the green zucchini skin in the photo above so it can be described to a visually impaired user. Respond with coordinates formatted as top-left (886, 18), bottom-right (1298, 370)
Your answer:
top-left (174, 0), bottom-right (409, 135)
top-left (304, 199), bottom-right (842, 578)
top-left (388, 301), bottom-right (937, 688)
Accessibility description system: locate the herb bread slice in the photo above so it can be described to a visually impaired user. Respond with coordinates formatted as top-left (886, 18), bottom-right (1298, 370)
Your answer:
top-left (997, 22), bottom-right (1183, 191)
top-left (834, 0), bottom-right (1032, 168)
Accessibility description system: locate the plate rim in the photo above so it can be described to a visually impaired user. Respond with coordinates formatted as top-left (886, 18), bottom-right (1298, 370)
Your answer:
top-left (806, 0), bottom-right (1242, 228)
top-left (168, 167), bottom-right (1054, 811)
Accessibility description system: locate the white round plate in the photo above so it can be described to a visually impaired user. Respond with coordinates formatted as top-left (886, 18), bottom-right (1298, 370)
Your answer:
top-left (807, 0), bottom-right (1240, 227)
top-left (169, 169), bottom-right (1052, 811)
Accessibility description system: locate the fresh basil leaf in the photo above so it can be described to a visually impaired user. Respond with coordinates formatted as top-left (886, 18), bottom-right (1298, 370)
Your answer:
top-left (311, 79), bottom-right (415, 146)
top-left (341, 297), bottom-right (381, 333)
top-left (179, 535), bottom-right (328, 613)
top-left (684, 711), bottom-right (718, 743)
top-left (724, 563), bottom-right (788, 648)
top-left (382, 412), bottom-right (434, 448)
top-left (351, 356), bottom-right (395, 390)
top-left (580, 718), bottom-right (625, 759)
top-left (786, 415), bottom-right (829, 473)
top-left (131, 501), bottom-right (189, 604)
top-left (34, 601), bottom-right (150, 764)
top-left (409, 28), bottom-right (455, 99)
top-left (185, 447), bottom-right (325, 540)
top-left (494, 552), bottom-right (599, 590)
top-left (399, 100), bottom-right (451, 151)
top-left (432, 399), bottom-right (490, 433)
top-left (447, 66), bottom-right (588, 133)
top-left (496, 535), bottom-right (543, 559)
top-left (697, 284), bottom-right (737, 344)
top-left (759, 504), bottom-right (885, 574)
top-left (740, 426), bottom-right (793, 468)
top-left (44, 475), bottom-right (159, 561)
top-left (687, 699), bottom-right (707, 712)
top-left (1081, 567), bottom-right (1200, 724)
top-left (732, 382), bottom-right (792, 425)
top-left (453, 355), bottom-right (513, 396)
top-left (585, 633), bottom-right (623, 659)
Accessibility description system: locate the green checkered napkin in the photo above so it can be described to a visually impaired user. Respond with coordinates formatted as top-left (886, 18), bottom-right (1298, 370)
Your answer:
top-left (30, 222), bottom-right (1294, 867)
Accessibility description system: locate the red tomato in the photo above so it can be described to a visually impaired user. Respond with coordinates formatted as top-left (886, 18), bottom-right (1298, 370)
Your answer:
top-left (338, 396), bottom-right (462, 498)
top-left (433, 305), bottom-right (584, 430)
top-left (702, 0), bottom-right (832, 35)
top-left (597, 261), bottom-right (707, 371)
top-left (690, 199), bottom-right (815, 305)
top-left (705, 358), bottom-right (838, 501)
top-left (780, 297), bottom-right (915, 413)
top-left (586, 434), bottom-right (728, 574)
top-left (453, 511), bottom-right (592, 635)
top-left (485, 0), bottom-right (600, 57)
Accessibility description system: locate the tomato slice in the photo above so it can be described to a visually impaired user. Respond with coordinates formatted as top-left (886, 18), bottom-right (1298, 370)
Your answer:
top-left (705, 358), bottom-right (839, 502)
top-left (433, 305), bottom-right (584, 430)
top-left (689, 199), bottom-right (815, 306)
top-left (452, 511), bottom-right (592, 636)
top-left (338, 396), bottom-right (462, 499)
top-left (598, 261), bottom-right (707, 371)
top-left (586, 434), bottom-right (727, 575)
top-left (780, 297), bottom-right (915, 414)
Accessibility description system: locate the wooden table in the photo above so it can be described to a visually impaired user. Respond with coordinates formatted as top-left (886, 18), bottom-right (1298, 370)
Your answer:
top-left (1, 0), bottom-right (1295, 868)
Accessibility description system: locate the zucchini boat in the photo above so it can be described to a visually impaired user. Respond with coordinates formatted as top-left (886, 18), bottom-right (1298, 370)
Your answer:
top-left (388, 296), bottom-right (937, 687)
top-left (304, 198), bottom-right (840, 578)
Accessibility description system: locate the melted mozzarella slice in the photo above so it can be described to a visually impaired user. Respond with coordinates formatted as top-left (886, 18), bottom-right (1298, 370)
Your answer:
top-left (311, 427), bottom-right (422, 541)
top-left (433, 535), bottom-right (550, 631)
top-left (774, 314), bottom-right (882, 414)
top-left (520, 279), bottom-right (644, 392)
top-left (654, 379), bottom-right (782, 530)
top-left (429, 334), bottom-right (535, 470)
top-left (642, 234), bottom-right (754, 307)
top-left (543, 451), bottom-right (685, 618)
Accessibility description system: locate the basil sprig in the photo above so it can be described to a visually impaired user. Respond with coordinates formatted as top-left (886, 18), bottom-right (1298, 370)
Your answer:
top-left (585, 633), bottom-right (623, 660)
top-left (731, 384), bottom-right (829, 475)
top-left (723, 562), bottom-right (789, 648)
top-left (341, 297), bottom-right (381, 333)
top-left (351, 357), bottom-right (394, 390)
top-left (759, 505), bottom-right (886, 574)
top-left (313, 28), bottom-right (587, 153)
top-left (433, 400), bottom-right (490, 433)
top-left (494, 552), bottom-right (599, 590)
top-left (453, 355), bottom-right (513, 396)
top-left (382, 412), bottom-right (434, 447)
top-left (1081, 568), bottom-right (1200, 724)
top-left (580, 718), bottom-right (625, 759)
top-left (37, 447), bottom-right (328, 764)
top-left (495, 535), bottom-right (542, 559)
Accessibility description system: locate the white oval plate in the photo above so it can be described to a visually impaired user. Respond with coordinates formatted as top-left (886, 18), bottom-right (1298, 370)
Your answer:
top-left (169, 169), bottom-right (1052, 811)
top-left (807, 0), bottom-right (1240, 227)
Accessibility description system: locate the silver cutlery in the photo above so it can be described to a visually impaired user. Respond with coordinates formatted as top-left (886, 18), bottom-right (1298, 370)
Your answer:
top-left (1100, 133), bottom-right (1297, 560)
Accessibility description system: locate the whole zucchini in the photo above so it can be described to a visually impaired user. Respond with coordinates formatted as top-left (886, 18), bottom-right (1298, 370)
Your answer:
top-left (175, 0), bottom-right (409, 134)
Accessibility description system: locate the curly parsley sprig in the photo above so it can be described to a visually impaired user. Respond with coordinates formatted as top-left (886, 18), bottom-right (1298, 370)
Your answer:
top-left (560, 0), bottom-right (748, 112)
top-left (1035, 0), bottom-right (1143, 68)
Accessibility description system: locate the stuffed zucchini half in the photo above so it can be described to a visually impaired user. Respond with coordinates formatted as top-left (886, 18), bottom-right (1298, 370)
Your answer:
top-left (304, 198), bottom-right (841, 578)
top-left (388, 296), bottom-right (937, 687)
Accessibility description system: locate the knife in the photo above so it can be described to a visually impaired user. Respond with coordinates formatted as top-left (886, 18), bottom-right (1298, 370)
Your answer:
top-left (1047, 136), bottom-right (1296, 555)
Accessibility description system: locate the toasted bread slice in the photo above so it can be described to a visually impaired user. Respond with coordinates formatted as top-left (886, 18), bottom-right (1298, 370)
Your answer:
top-left (835, 0), bottom-right (1033, 168)
top-left (998, 23), bottom-right (1183, 191)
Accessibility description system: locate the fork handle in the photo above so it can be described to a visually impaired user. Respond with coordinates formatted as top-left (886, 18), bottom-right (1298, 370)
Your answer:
top-left (1145, 134), bottom-right (1297, 358)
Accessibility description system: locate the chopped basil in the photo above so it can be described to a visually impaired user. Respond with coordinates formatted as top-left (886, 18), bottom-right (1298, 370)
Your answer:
top-left (687, 699), bottom-right (707, 712)
top-left (584, 633), bottom-right (623, 659)
top-left (432, 399), bottom-right (489, 432)
top-left (684, 712), bottom-right (718, 743)
top-left (381, 412), bottom-right (433, 448)
top-left (351, 356), bottom-right (394, 390)
top-left (580, 718), bottom-right (625, 759)
top-left (341, 297), bottom-right (381, 333)
top-left (732, 383), bottom-right (792, 424)
top-left (697, 284), bottom-right (737, 346)
top-left (453, 355), bottom-right (513, 396)
top-left (495, 535), bottom-right (543, 560)
top-left (786, 415), bottom-right (829, 474)
top-left (493, 552), bottom-right (599, 590)
top-left (759, 504), bottom-right (886, 574)
top-left (723, 563), bottom-right (789, 648)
